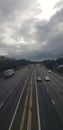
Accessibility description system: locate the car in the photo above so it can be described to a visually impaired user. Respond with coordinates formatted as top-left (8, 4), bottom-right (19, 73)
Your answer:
top-left (45, 76), bottom-right (50, 81)
top-left (48, 70), bottom-right (51, 73)
top-left (4, 69), bottom-right (15, 78)
top-left (37, 76), bottom-right (42, 82)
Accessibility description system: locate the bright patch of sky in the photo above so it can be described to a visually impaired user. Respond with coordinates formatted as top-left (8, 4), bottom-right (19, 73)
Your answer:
top-left (37, 0), bottom-right (60, 20)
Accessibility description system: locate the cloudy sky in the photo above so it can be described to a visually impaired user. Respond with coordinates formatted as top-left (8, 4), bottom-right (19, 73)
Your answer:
top-left (0, 0), bottom-right (63, 60)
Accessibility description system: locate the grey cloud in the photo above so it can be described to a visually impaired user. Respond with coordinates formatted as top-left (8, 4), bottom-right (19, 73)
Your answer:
top-left (10, 8), bottom-right (63, 60)
top-left (16, 18), bottom-right (36, 42)
top-left (0, 0), bottom-right (37, 18)
top-left (0, 1), bottom-right (63, 60)
top-left (32, 8), bottom-right (63, 60)
top-left (35, 8), bottom-right (63, 42)
top-left (54, 0), bottom-right (63, 9)
top-left (0, 0), bottom-right (19, 18)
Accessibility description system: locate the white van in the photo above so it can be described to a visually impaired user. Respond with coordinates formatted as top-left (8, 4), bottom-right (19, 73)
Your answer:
top-left (4, 69), bottom-right (15, 78)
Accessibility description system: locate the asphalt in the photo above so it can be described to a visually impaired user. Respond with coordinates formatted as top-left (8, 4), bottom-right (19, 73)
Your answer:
top-left (0, 68), bottom-right (28, 104)
top-left (0, 65), bottom-right (63, 130)
top-left (36, 65), bottom-right (63, 130)
top-left (31, 68), bottom-right (38, 130)
top-left (0, 67), bottom-right (32, 130)
top-left (11, 68), bottom-right (32, 130)
top-left (38, 65), bottom-right (63, 125)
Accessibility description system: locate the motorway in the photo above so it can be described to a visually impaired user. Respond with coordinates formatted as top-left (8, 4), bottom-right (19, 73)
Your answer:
top-left (0, 67), bottom-right (32, 130)
top-left (0, 65), bottom-right (63, 130)
top-left (36, 65), bottom-right (63, 130)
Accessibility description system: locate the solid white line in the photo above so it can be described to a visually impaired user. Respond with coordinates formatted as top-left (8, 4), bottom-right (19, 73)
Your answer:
top-left (20, 75), bottom-right (32, 130)
top-left (35, 71), bottom-right (41, 130)
top-left (8, 72), bottom-right (30, 130)
top-left (46, 88), bottom-right (48, 92)
top-left (0, 102), bottom-right (4, 108)
top-left (19, 85), bottom-right (30, 130)
top-left (52, 99), bottom-right (55, 105)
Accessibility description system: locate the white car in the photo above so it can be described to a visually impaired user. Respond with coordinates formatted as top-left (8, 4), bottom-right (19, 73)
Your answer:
top-left (48, 70), bottom-right (51, 73)
top-left (37, 76), bottom-right (42, 82)
top-left (4, 69), bottom-right (15, 78)
top-left (45, 76), bottom-right (50, 81)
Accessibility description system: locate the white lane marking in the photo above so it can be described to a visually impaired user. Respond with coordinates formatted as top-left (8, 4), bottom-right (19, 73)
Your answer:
top-left (30, 80), bottom-right (32, 84)
top-left (35, 71), bottom-right (41, 130)
top-left (0, 102), bottom-right (4, 108)
top-left (46, 88), bottom-right (48, 92)
top-left (8, 72), bottom-right (30, 130)
top-left (52, 99), bottom-right (55, 105)
top-left (27, 78), bottom-right (32, 130)
top-left (19, 85), bottom-right (30, 130)
top-left (20, 75), bottom-right (32, 130)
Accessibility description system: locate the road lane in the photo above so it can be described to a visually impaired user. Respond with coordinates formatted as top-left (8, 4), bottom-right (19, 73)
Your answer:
top-left (37, 82), bottom-right (63, 130)
top-left (36, 66), bottom-right (63, 130)
top-left (0, 68), bottom-right (29, 106)
top-left (0, 67), bottom-right (27, 88)
top-left (0, 65), bottom-right (63, 130)
top-left (11, 67), bottom-right (33, 130)
top-left (0, 67), bottom-right (32, 130)
top-left (31, 68), bottom-right (38, 130)
top-left (38, 66), bottom-right (63, 124)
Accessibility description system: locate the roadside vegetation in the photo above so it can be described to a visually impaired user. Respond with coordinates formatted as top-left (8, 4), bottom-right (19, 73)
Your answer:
top-left (0, 56), bottom-right (32, 78)
top-left (54, 67), bottom-right (63, 77)
top-left (42, 57), bottom-right (63, 77)
top-left (0, 71), bottom-right (4, 78)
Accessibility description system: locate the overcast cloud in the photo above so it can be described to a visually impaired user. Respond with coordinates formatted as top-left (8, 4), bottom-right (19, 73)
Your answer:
top-left (0, 0), bottom-right (63, 60)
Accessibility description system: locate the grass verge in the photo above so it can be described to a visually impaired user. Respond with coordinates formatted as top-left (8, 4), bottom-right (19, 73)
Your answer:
top-left (53, 67), bottom-right (63, 77)
top-left (0, 72), bottom-right (4, 78)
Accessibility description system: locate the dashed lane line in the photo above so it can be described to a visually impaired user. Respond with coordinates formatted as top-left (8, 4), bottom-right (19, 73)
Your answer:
top-left (0, 102), bottom-right (4, 108)
top-left (52, 99), bottom-right (55, 105)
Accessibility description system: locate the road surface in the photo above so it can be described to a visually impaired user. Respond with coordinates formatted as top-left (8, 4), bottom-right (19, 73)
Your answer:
top-left (0, 65), bottom-right (63, 130)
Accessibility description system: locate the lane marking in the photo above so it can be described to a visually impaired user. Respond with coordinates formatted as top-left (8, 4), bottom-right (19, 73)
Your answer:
top-left (19, 85), bottom-right (30, 130)
top-left (27, 77), bottom-right (32, 130)
top-left (8, 71), bottom-right (31, 130)
top-left (30, 80), bottom-right (32, 85)
top-left (20, 74), bottom-right (33, 130)
top-left (35, 71), bottom-right (41, 130)
top-left (46, 88), bottom-right (48, 92)
top-left (52, 99), bottom-right (55, 105)
top-left (0, 102), bottom-right (4, 108)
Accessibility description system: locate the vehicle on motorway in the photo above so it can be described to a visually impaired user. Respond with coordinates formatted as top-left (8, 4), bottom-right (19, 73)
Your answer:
top-left (48, 70), bottom-right (51, 73)
top-left (37, 76), bottom-right (42, 82)
top-left (4, 69), bottom-right (15, 78)
top-left (45, 76), bottom-right (50, 81)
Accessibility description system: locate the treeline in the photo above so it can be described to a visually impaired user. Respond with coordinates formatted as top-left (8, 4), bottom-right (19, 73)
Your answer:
top-left (42, 58), bottom-right (63, 70)
top-left (0, 56), bottom-right (32, 72)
